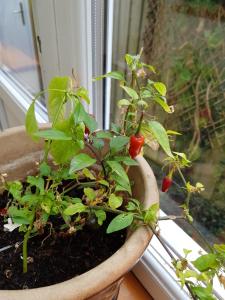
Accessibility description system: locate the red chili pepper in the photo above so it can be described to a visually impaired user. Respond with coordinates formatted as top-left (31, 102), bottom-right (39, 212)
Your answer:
top-left (161, 176), bottom-right (173, 192)
top-left (85, 126), bottom-right (90, 135)
top-left (129, 134), bottom-right (145, 159)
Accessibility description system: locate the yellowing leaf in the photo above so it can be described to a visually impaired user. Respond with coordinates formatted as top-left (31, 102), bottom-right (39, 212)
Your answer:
top-left (25, 101), bottom-right (39, 141)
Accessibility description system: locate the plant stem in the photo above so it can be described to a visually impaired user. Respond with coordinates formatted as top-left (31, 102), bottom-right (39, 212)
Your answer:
top-left (84, 142), bottom-right (107, 178)
top-left (187, 220), bottom-right (214, 252)
top-left (186, 192), bottom-right (191, 209)
top-left (149, 225), bottom-right (198, 300)
top-left (23, 211), bottom-right (35, 273)
top-left (158, 215), bottom-right (185, 221)
top-left (136, 111), bottom-right (144, 135)
top-left (89, 205), bottom-right (143, 221)
top-left (176, 165), bottom-right (187, 186)
top-left (62, 181), bottom-right (98, 195)
top-left (123, 71), bottom-right (136, 134)
top-left (176, 166), bottom-right (214, 254)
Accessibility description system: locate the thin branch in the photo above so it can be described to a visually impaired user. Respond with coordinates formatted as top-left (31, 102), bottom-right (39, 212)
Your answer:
top-left (158, 215), bottom-right (185, 221)
top-left (149, 225), bottom-right (198, 300)
top-left (84, 142), bottom-right (107, 178)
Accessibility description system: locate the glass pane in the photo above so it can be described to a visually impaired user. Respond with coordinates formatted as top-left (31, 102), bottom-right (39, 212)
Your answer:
top-left (111, 0), bottom-right (225, 248)
top-left (0, 0), bottom-right (42, 95)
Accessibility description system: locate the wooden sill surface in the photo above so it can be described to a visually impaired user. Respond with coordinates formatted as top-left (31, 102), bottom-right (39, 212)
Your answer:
top-left (118, 272), bottom-right (153, 300)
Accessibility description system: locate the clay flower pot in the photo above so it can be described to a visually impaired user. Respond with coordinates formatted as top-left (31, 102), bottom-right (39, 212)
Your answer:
top-left (0, 126), bottom-right (159, 300)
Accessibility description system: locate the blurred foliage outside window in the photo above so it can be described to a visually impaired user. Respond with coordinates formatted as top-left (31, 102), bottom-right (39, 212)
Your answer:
top-left (111, 0), bottom-right (225, 247)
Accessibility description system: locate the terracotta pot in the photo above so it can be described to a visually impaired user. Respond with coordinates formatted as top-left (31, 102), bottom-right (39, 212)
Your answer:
top-left (0, 126), bottom-right (159, 300)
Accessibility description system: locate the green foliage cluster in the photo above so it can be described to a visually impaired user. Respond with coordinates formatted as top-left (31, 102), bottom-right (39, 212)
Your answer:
top-left (0, 51), bottom-right (224, 299)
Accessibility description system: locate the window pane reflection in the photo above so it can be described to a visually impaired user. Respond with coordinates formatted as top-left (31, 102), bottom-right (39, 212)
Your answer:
top-left (0, 0), bottom-right (42, 95)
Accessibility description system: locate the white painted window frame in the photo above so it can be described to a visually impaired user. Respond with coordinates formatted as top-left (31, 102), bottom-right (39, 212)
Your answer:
top-left (32, 0), bottom-right (103, 127)
top-left (1, 0), bottom-right (104, 129)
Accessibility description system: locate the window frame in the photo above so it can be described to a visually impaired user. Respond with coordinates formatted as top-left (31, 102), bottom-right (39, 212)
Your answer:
top-left (0, 0), bottom-right (104, 129)
top-left (32, 0), bottom-right (103, 125)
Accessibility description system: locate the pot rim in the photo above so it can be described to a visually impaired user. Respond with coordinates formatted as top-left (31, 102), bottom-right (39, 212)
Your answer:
top-left (0, 126), bottom-right (159, 300)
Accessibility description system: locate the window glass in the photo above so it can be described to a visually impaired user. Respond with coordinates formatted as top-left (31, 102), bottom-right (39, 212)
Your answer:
top-left (0, 0), bottom-right (42, 95)
top-left (111, 0), bottom-right (225, 247)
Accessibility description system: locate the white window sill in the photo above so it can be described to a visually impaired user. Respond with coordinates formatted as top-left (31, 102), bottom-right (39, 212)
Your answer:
top-left (133, 210), bottom-right (224, 300)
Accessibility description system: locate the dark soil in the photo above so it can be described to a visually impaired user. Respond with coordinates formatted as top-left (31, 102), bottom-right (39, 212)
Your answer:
top-left (0, 190), bottom-right (126, 290)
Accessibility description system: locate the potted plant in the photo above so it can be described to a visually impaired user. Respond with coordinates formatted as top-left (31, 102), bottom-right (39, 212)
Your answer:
top-left (0, 51), bottom-right (224, 300)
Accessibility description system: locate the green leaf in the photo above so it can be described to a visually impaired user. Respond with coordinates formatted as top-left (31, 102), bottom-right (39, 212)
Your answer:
top-left (115, 184), bottom-right (130, 193)
top-left (105, 71), bottom-right (125, 81)
top-left (144, 203), bottom-right (159, 225)
top-left (125, 54), bottom-right (134, 67)
top-left (107, 160), bottom-right (131, 194)
top-left (27, 176), bottom-right (45, 195)
top-left (8, 206), bottom-right (33, 225)
top-left (7, 181), bottom-right (22, 200)
top-left (214, 244), bottom-right (225, 253)
top-left (33, 129), bottom-right (72, 140)
top-left (71, 198), bottom-right (82, 204)
top-left (191, 286), bottom-right (216, 300)
top-left (50, 116), bottom-right (82, 164)
top-left (69, 154), bottom-right (96, 174)
top-left (173, 152), bottom-right (191, 166)
top-left (192, 254), bottom-right (218, 272)
top-left (167, 130), bottom-right (182, 136)
top-left (110, 136), bottom-right (129, 154)
top-left (39, 162), bottom-right (51, 176)
top-left (21, 194), bottom-right (40, 205)
top-left (84, 188), bottom-right (96, 201)
top-left (153, 97), bottom-right (171, 113)
top-left (114, 156), bottom-right (138, 166)
top-left (141, 89), bottom-right (151, 98)
top-left (83, 168), bottom-right (95, 180)
top-left (117, 99), bottom-right (131, 107)
top-left (137, 100), bottom-right (148, 108)
top-left (93, 71), bottom-right (125, 82)
top-left (40, 196), bottom-right (53, 214)
top-left (25, 101), bottom-right (38, 141)
top-left (94, 210), bottom-right (106, 225)
top-left (92, 138), bottom-right (104, 150)
top-left (112, 173), bottom-right (131, 195)
top-left (183, 249), bottom-right (192, 257)
top-left (153, 82), bottom-right (167, 96)
top-left (74, 101), bottom-right (98, 132)
top-left (48, 77), bottom-right (70, 123)
top-left (111, 123), bottom-right (121, 134)
top-left (126, 201), bottom-right (137, 211)
top-left (148, 121), bottom-right (173, 157)
top-left (51, 140), bottom-right (81, 164)
top-left (142, 63), bottom-right (156, 73)
top-left (95, 131), bottom-right (112, 139)
top-left (125, 54), bottom-right (142, 71)
top-left (76, 87), bottom-right (90, 104)
top-left (64, 203), bottom-right (87, 216)
top-left (98, 180), bottom-right (109, 187)
top-left (107, 213), bottom-right (133, 233)
top-left (108, 193), bottom-right (123, 209)
top-left (121, 86), bottom-right (139, 100)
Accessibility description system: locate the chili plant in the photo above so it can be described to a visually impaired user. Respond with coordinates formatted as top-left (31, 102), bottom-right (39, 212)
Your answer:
top-left (0, 51), bottom-right (224, 300)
